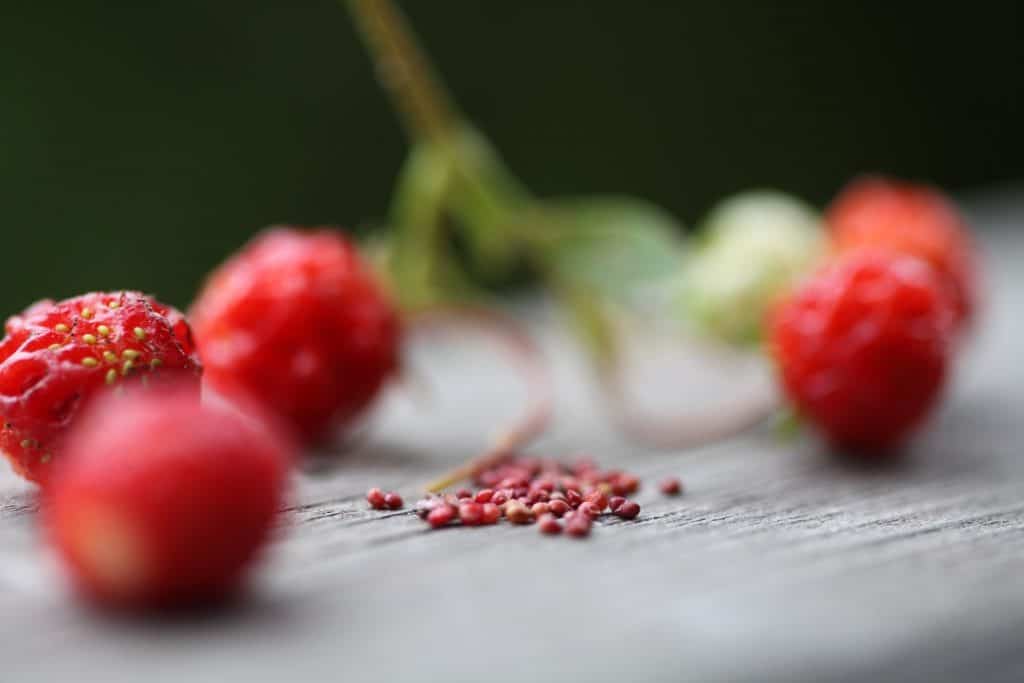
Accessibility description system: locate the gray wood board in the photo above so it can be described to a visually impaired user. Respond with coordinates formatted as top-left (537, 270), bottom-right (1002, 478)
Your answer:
top-left (1, 188), bottom-right (1023, 683)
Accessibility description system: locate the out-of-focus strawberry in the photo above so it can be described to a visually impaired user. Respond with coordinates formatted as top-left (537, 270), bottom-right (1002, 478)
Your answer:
top-left (44, 386), bottom-right (292, 609)
top-left (190, 228), bottom-right (400, 445)
top-left (827, 177), bottom-right (978, 330)
top-left (770, 251), bottom-right (954, 452)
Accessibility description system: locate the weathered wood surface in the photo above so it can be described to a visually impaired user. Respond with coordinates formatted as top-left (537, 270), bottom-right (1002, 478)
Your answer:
top-left (1, 188), bottom-right (1023, 683)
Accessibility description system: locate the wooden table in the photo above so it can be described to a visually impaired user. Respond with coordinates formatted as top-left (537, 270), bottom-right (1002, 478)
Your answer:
top-left (2, 188), bottom-right (1023, 683)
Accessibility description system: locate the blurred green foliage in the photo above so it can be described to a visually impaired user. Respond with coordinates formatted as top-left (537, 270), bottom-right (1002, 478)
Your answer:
top-left (1, 0), bottom-right (1020, 314)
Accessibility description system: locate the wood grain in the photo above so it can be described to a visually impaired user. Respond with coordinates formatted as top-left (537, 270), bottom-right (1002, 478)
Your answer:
top-left (1, 189), bottom-right (1023, 683)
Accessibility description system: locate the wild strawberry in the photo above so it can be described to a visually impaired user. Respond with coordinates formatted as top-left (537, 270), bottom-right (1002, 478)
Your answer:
top-left (190, 228), bottom-right (400, 445)
top-left (0, 291), bottom-right (202, 484)
top-left (770, 251), bottom-right (954, 452)
top-left (827, 177), bottom-right (978, 329)
top-left (43, 386), bottom-right (292, 609)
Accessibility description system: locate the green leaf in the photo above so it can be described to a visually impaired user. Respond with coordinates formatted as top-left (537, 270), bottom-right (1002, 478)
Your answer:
top-left (385, 141), bottom-right (491, 310)
top-left (442, 127), bottom-right (532, 280)
top-left (385, 142), bottom-right (454, 309)
top-left (388, 128), bottom-right (534, 296)
top-left (390, 141), bottom-right (453, 233)
top-left (536, 196), bottom-right (685, 302)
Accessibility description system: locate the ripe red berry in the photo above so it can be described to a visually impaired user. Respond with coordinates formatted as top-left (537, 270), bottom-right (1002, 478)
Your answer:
top-left (474, 489), bottom-right (494, 504)
top-left (0, 292), bottom-right (202, 484)
top-left (565, 513), bottom-right (592, 537)
top-left (615, 501), bottom-right (641, 520)
top-left (455, 488), bottom-right (473, 499)
top-left (584, 491), bottom-right (608, 512)
top-left (659, 477), bottom-right (683, 496)
top-left (610, 474), bottom-right (640, 496)
top-left (608, 496), bottom-right (626, 513)
top-left (481, 503), bottom-right (502, 525)
top-left (827, 177), bottom-right (978, 329)
top-left (533, 479), bottom-right (555, 493)
top-left (190, 228), bottom-right (400, 445)
top-left (537, 514), bottom-right (562, 535)
top-left (43, 387), bottom-right (291, 609)
top-left (548, 499), bottom-right (570, 517)
top-left (458, 502), bottom-right (484, 526)
top-left (426, 505), bottom-right (455, 528)
top-left (384, 492), bottom-right (403, 510)
top-left (770, 251), bottom-right (954, 451)
top-left (366, 488), bottom-right (387, 509)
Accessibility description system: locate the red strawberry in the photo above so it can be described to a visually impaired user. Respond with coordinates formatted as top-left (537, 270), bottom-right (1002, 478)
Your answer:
top-left (0, 291), bottom-right (202, 484)
top-left (827, 177), bottom-right (978, 329)
top-left (190, 228), bottom-right (400, 445)
top-left (44, 386), bottom-right (293, 609)
top-left (770, 251), bottom-right (954, 452)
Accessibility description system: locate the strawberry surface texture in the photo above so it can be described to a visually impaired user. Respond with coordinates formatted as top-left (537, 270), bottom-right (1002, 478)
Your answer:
top-left (0, 291), bottom-right (202, 483)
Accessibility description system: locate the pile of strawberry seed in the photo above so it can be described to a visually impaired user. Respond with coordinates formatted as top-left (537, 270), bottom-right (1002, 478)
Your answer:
top-left (366, 487), bottom-right (404, 510)
top-left (370, 456), bottom-right (684, 539)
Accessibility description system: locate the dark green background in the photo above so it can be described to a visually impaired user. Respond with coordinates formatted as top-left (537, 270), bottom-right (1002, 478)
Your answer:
top-left (2, 1), bottom-right (1021, 313)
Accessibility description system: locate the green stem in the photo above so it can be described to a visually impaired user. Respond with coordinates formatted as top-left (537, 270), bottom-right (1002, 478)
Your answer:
top-left (343, 0), bottom-right (616, 373)
top-left (344, 0), bottom-right (460, 142)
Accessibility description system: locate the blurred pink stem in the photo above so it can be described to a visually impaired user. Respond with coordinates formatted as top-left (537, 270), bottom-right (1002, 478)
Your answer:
top-left (596, 326), bottom-right (781, 449)
top-left (405, 307), bottom-right (553, 493)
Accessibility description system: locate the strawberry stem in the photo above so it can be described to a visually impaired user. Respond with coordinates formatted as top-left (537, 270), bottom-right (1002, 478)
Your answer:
top-left (344, 0), bottom-right (459, 143)
top-left (601, 369), bottom-right (779, 449)
top-left (595, 329), bottom-right (781, 449)
top-left (405, 307), bottom-right (553, 493)
top-left (344, 2), bottom-right (775, 455)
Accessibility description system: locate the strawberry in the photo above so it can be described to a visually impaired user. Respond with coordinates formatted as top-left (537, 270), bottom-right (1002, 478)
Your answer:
top-left (190, 228), bottom-right (400, 445)
top-left (769, 251), bottom-right (954, 452)
top-left (0, 291), bottom-right (202, 484)
top-left (827, 177), bottom-right (978, 329)
top-left (43, 385), bottom-right (293, 609)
